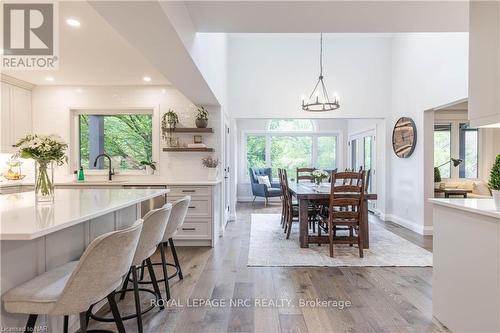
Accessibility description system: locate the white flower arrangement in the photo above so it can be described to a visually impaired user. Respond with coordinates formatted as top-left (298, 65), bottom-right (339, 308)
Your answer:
top-left (311, 169), bottom-right (329, 185)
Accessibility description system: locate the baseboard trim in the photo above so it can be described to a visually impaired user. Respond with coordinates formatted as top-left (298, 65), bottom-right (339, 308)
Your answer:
top-left (238, 196), bottom-right (281, 203)
top-left (382, 214), bottom-right (433, 236)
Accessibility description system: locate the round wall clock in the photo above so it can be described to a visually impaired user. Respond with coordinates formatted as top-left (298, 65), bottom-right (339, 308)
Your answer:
top-left (392, 117), bottom-right (417, 158)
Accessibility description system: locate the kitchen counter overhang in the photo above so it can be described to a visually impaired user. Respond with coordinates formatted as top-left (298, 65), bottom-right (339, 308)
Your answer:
top-left (0, 188), bottom-right (169, 240)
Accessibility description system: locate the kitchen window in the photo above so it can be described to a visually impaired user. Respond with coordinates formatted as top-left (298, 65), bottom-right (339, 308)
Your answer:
top-left (71, 109), bottom-right (158, 173)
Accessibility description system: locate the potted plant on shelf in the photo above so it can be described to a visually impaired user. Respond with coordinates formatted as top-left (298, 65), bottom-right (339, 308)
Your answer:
top-left (434, 167), bottom-right (442, 190)
top-left (195, 106), bottom-right (208, 128)
top-left (162, 109), bottom-right (179, 147)
top-left (202, 156), bottom-right (219, 180)
top-left (14, 134), bottom-right (68, 203)
top-left (489, 154), bottom-right (500, 210)
top-left (140, 160), bottom-right (157, 175)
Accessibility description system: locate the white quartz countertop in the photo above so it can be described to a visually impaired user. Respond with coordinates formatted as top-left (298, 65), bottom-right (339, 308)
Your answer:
top-left (1, 179), bottom-right (222, 188)
top-left (0, 188), bottom-right (169, 240)
top-left (429, 198), bottom-right (500, 219)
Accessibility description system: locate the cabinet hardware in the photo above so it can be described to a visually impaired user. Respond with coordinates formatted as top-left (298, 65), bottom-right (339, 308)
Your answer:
top-left (182, 227), bottom-right (196, 231)
top-left (182, 190), bottom-right (196, 193)
top-left (189, 206), bottom-right (196, 209)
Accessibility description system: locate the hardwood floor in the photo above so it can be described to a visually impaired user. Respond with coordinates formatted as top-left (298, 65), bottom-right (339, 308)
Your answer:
top-left (90, 202), bottom-right (446, 333)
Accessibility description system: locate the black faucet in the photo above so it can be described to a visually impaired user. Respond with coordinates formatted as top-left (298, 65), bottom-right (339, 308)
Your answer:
top-left (93, 153), bottom-right (115, 181)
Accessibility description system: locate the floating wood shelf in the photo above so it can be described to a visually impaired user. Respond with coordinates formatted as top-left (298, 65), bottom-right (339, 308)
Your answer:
top-left (170, 128), bottom-right (214, 133)
top-left (163, 147), bottom-right (214, 152)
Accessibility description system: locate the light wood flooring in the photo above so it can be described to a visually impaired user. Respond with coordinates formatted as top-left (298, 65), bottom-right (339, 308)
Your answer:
top-left (90, 202), bottom-right (445, 333)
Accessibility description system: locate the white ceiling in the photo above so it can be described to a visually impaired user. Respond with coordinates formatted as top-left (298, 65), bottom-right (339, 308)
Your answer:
top-left (185, 1), bottom-right (469, 33)
top-left (3, 2), bottom-right (170, 86)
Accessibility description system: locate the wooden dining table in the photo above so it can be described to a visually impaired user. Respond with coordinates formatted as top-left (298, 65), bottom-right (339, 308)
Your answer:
top-left (287, 182), bottom-right (377, 249)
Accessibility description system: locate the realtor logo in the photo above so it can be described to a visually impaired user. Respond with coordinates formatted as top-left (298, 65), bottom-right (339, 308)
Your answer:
top-left (2, 2), bottom-right (59, 69)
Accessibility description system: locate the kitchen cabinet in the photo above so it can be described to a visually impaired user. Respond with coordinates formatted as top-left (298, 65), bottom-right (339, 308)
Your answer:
top-left (468, 1), bottom-right (500, 127)
top-left (1, 82), bottom-right (32, 153)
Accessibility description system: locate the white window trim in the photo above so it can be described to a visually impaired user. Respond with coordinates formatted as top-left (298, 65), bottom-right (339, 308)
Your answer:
top-left (69, 107), bottom-right (160, 176)
top-left (241, 129), bottom-right (341, 183)
top-left (434, 120), bottom-right (482, 180)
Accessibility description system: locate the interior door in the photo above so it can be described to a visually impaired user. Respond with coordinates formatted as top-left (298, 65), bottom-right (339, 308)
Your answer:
top-left (224, 123), bottom-right (231, 224)
top-left (349, 132), bottom-right (376, 211)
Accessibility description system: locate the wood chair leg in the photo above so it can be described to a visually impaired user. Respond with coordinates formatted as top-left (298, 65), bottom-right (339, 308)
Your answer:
top-left (169, 238), bottom-right (183, 280)
top-left (286, 211), bottom-right (292, 239)
top-left (25, 314), bottom-right (38, 333)
top-left (119, 267), bottom-right (131, 301)
top-left (358, 227), bottom-right (364, 258)
top-left (131, 266), bottom-right (144, 333)
top-left (79, 311), bottom-right (88, 333)
top-left (159, 242), bottom-right (171, 300)
top-left (107, 291), bottom-right (126, 333)
top-left (329, 221), bottom-right (334, 257)
top-left (349, 227), bottom-right (354, 247)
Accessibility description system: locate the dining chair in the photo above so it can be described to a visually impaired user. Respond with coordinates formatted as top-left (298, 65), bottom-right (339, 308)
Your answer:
top-left (320, 170), bottom-right (365, 258)
top-left (296, 167), bottom-right (316, 183)
top-left (282, 169), bottom-right (299, 239)
top-left (278, 169), bottom-right (286, 229)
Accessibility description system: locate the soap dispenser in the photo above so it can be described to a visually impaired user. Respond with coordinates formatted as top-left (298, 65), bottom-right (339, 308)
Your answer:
top-left (78, 167), bottom-right (85, 182)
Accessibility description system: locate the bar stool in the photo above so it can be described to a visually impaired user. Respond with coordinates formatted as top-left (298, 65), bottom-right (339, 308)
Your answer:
top-left (2, 220), bottom-right (143, 333)
top-left (136, 196), bottom-right (191, 300)
top-left (91, 203), bottom-right (172, 333)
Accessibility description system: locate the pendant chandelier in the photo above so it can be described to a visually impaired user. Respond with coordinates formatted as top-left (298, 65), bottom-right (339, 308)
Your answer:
top-left (302, 33), bottom-right (340, 112)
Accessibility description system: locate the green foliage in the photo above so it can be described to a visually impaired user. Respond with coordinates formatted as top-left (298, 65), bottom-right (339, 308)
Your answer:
top-left (246, 135), bottom-right (266, 171)
top-left (434, 167), bottom-right (441, 183)
top-left (162, 109), bottom-right (179, 133)
top-left (268, 119), bottom-right (313, 131)
top-left (270, 136), bottom-right (312, 179)
top-left (140, 160), bottom-right (157, 171)
top-left (434, 127), bottom-right (451, 178)
top-left (196, 106), bottom-right (209, 120)
top-left (79, 114), bottom-right (152, 170)
top-left (489, 154), bottom-right (500, 190)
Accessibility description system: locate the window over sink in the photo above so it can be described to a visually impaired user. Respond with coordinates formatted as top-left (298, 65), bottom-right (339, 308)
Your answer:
top-left (71, 109), bottom-right (158, 173)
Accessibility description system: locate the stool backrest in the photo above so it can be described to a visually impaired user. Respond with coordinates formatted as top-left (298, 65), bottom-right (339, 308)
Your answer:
top-left (52, 219), bottom-right (143, 315)
top-left (163, 196), bottom-right (191, 242)
top-left (132, 203), bottom-right (173, 265)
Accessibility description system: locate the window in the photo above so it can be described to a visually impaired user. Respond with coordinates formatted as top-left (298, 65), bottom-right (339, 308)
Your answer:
top-left (270, 136), bottom-right (312, 178)
top-left (434, 124), bottom-right (452, 178)
top-left (268, 119), bottom-right (314, 131)
top-left (459, 123), bottom-right (478, 179)
top-left (79, 113), bottom-right (153, 171)
top-left (245, 120), bottom-right (337, 181)
top-left (317, 136), bottom-right (337, 170)
top-left (246, 135), bottom-right (266, 171)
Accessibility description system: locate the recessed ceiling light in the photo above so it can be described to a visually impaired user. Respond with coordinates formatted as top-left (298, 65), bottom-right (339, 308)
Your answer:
top-left (143, 76), bottom-right (152, 82)
top-left (45, 76), bottom-right (54, 82)
top-left (66, 18), bottom-right (81, 27)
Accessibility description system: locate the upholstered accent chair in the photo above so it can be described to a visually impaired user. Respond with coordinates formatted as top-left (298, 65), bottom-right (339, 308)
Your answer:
top-left (249, 167), bottom-right (282, 206)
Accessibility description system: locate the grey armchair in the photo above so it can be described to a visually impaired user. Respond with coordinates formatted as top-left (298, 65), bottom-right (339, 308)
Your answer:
top-left (249, 168), bottom-right (282, 206)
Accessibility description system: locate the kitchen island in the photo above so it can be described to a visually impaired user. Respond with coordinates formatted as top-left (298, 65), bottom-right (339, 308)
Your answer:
top-left (0, 188), bottom-right (169, 332)
top-left (429, 198), bottom-right (500, 333)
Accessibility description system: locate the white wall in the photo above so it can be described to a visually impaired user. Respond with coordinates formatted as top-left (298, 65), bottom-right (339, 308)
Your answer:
top-left (31, 85), bottom-right (221, 182)
top-left (228, 34), bottom-right (392, 119)
top-left (388, 33), bottom-right (469, 234)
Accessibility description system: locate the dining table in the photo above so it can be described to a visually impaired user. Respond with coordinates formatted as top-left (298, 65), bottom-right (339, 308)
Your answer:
top-left (287, 182), bottom-right (377, 248)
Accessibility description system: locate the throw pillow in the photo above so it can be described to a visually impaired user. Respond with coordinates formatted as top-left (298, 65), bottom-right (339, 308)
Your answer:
top-left (257, 175), bottom-right (271, 187)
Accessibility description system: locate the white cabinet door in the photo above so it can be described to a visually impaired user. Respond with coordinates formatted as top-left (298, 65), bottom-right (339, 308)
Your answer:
top-left (0, 83), bottom-right (32, 153)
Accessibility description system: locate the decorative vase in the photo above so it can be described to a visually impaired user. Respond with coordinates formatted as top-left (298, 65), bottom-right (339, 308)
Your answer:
top-left (208, 167), bottom-right (218, 180)
top-left (196, 118), bottom-right (208, 128)
top-left (493, 190), bottom-right (500, 211)
top-left (35, 161), bottom-right (54, 203)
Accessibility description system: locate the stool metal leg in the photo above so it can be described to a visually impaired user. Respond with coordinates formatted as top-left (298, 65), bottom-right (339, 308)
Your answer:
top-left (25, 314), bottom-right (37, 333)
top-left (79, 311), bottom-right (88, 333)
top-left (139, 260), bottom-right (146, 281)
top-left (107, 291), bottom-right (126, 333)
top-left (63, 315), bottom-right (68, 333)
top-left (159, 242), bottom-right (171, 300)
top-left (119, 268), bottom-right (131, 301)
top-left (145, 258), bottom-right (164, 310)
top-left (169, 238), bottom-right (183, 280)
top-left (131, 266), bottom-right (143, 333)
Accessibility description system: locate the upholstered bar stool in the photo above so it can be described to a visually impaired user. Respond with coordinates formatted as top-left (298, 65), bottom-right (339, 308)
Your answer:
top-left (138, 196), bottom-right (191, 300)
top-left (91, 203), bottom-right (172, 333)
top-left (2, 220), bottom-right (143, 333)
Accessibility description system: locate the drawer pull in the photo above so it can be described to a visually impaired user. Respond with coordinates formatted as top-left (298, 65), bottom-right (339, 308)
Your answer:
top-left (182, 227), bottom-right (196, 231)
top-left (182, 190), bottom-right (196, 193)
top-left (188, 206), bottom-right (196, 209)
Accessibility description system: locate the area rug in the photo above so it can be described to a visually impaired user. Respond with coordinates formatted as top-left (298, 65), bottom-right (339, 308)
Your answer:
top-left (248, 214), bottom-right (432, 267)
